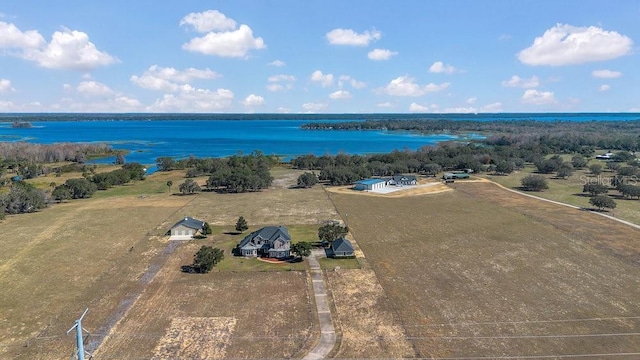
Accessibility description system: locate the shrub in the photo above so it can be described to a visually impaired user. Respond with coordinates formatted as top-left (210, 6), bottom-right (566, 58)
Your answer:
top-left (521, 175), bottom-right (548, 191)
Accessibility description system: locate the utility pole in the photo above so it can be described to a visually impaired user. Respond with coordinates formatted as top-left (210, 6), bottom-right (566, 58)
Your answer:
top-left (67, 308), bottom-right (91, 360)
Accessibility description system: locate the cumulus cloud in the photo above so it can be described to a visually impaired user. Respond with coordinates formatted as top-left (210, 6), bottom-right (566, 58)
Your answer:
top-left (467, 97), bottom-right (477, 104)
top-left (522, 89), bottom-right (556, 105)
top-left (444, 107), bottom-right (477, 113)
top-left (0, 79), bottom-right (14, 92)
top-left (377, 102), bottom-right (393, 108)
top-left (338, 75), bottom-right (365, 89)
top-left (310, 70), bottom-right (334, 87)
top-left (326, 28), bottom-right (381, 46)
top-left (180, 10), bottom-right (236, 32)
top-left (243, 94), bottom-right (265, 107)
top-left (329, 90), bottom-right (351, 100)
top-left (501, 75), bottom-right (540, 88)
top-left (268, 74), bottom-right (295, 82)
top-left (0, 22), bottom-right (117, 71)
top-left (367, 48), bottom-right (397, 61)
top-left (149, 87), bottom-right (234, 112)
top-left (592, 69), bottom-right (622, 79)
top-left (381, 76), bottom-right (450, 97)
top-left (131, 65), bottom-right (220, 92)
top-left (302, 102), bottom-right (328, 113)
top-left (518, 24), bottom-right (633, 66)
top-left (268, 59), bottom-right (285, 67)
top-left (429, 61), bottom-right (457, 74)
top-left (480, 102), bottom-right (503, 112)
top-left (599, 84), bottom-right (611, 92)
top-left (76, 80), bottom-right (113, 97)
top-left (181, 10), bottom-right (265, 58)
top-left (409, 102), bottom-right (429, 112)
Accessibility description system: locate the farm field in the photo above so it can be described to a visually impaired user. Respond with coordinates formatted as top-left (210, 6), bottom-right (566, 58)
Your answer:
top-left (330, 181), bottom-right (640, 358)
top-left (0, 166), bottom-right (339, 359)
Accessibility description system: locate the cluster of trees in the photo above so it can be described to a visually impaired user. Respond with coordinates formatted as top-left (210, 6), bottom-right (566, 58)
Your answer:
top-left (187, 246), bottom-right (224, 273)
top-left (318, 222), bottom-right (349, 244)
top-left (51, 163), bottom-right (146, 202)
top-left (158, 152), bottom-right (276, 193)
top-left (297, 172), bottom-right (318, 188)
top-left (0, 181), bottom-right (47, 216)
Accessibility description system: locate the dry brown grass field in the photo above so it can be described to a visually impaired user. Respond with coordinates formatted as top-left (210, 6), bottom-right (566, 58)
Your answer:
top-left (330, 182), bottom-right (640, 358)
top-left (0, 166), bottom-right (338, 359)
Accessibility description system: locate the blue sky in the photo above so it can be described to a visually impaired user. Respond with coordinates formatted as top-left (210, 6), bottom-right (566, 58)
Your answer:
top-left (0, 0), bottom-right (638, 113)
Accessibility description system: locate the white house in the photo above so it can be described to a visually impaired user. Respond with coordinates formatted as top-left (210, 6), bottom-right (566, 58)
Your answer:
top-left (353, 178), bottom-right (387, 191)
top-left (169, 217), bottom-right (205, 240)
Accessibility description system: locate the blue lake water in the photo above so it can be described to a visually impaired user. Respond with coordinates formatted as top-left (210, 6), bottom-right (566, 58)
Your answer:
top-left (0, 119), bottom-right (467, 166)
top-left (1, 113), bottom-right (638, 168)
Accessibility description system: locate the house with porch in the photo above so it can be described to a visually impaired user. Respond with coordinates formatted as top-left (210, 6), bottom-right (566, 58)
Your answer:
top-left (387, 175), bottom-right (417, 186)
top-left (169, 216), bottom-right (205, 240)
top-left (238, 226), bottom-right (291, 259)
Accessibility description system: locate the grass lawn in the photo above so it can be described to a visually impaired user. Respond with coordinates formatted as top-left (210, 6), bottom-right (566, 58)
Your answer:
top-left (486, 162), bottom-right (640, 225)
top-left (318, 256), bottom-right (361, 270)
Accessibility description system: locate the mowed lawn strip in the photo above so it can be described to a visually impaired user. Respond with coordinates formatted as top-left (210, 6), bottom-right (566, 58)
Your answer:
top-left (331, 184), bottom-right (640, 358)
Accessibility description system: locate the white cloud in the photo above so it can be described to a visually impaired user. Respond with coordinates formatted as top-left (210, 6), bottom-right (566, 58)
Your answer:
top-left (377, 102), bottom-right (393, 108)
top-left (302, 102), bottom-right (328, 113)
top-left (0, 79), bottom-right (14, 92)
top-left (338, 75), bottom-right (365, 89)
top-left (444, 107), bottom-right (477, 113)
top-left (326, 28), bottom-right (381, 46)
top-left (0, 21), bottom-right (45, 48)
top-left (182, 23), bottom-right (265, 58)
top-left (409, 102), bottom-right (429, 112)
top-left (480, 102), bottom-right (503, 112)
top-left (76, 80), bottom-right (113, 97)
top-left (268, 74), bottom-right (295, 82)
top-left (267, 74), bottom-right (295, 92)
top-left (268, 59), bottom-right (286, 67)
top-left (367, 48), bottom-right (397, 61)
top-left (501, 75), bottom-right (540, 88)
top-left (518, 24), bottom-right (633, 66)
top-left (467, 97), bottom-right (477, 104)
top-left (592, 69), bottom-right (622, 79)
top-left (243, 94), bottom-right (265, 107)
top-left (429, 61), bottom-right (457, 74)
top-left (0, 22), bottom-right (117, 71)
top-left (276, 106), bottom-right (291, 113)
top-left (310, 70), bottom-right (334, 87)
top-left (149, 87), bottom-right (234, 112)
top-left (381, 76), bottom-right (450, 97)
top-left (599, 84), bottom-right (611, 92)
top-left (180, 10), bottom-right (237, 33)
top-left (131, 65), bottom-right (220, 92)
top-left (329, 90), bottom-right (351, 100)
top-left (522, 89), bottom-right (556, 105)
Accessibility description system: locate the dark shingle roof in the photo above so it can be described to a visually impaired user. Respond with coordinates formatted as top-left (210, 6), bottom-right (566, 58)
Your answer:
top-left (239, 226), bottom-right (290, 248)
top-left (171, 217), bottom-right (204, 230)
top-left (391, 175), bottom-right (417, 182)
top-left (331, 237), bottom-right (354, 252)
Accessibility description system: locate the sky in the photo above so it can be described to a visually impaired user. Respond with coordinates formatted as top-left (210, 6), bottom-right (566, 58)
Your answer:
top-left (0, 0), bottom-right (638, 114)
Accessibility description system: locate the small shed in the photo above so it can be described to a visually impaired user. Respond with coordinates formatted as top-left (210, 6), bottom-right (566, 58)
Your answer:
top-left (169, 216), bottom-right (205, 240)
top-left (354, 178), bottom-right (386, 191)
top-left (443, 172), bottom-right (470, 180)
top-left (330, 237), bottom-right (355, 258)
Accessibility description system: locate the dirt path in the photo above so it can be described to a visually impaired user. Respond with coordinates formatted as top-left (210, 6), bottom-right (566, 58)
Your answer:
top-left (302, 249), bottom-right (337, 360)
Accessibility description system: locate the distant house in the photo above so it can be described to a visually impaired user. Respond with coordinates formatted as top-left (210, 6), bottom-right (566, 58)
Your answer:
top-left (387, 175), bottom-right (417, 186)
top-left (238, 226), bottom-right (291, 259)
top-left (353, 178), bottom-right (386, 191)
top-left (329, 237), bottom-right (355, 258)
top-left (169, 216), bottom-right (205, 240)
top-left (596, 152), bottom-right (614, 160)
top-left (443, 172), bottom-right (470, 180)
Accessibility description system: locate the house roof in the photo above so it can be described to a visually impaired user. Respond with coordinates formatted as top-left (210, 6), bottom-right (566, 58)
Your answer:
top-left (391, 175), bottom-right (417, 182)
top-left (355, 178), bottom-right (386, 185)
top-left (239, 226), bottom-right (291, 249)
top-left (171, 216), bottom-right (205, 230)
top-left (331, 237), bottom-right (354, 252)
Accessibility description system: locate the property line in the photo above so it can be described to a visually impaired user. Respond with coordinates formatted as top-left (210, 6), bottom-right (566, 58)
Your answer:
top-left (402, 315), bottom-right (640, 327)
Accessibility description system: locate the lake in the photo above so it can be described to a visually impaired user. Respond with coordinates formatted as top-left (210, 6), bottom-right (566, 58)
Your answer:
top-left (0, 119), bottom-right (469, 166)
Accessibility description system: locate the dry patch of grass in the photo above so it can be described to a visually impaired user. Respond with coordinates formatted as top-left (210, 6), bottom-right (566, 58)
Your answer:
top-left (152, 317), bottom-right (236, 359)
top-left (328, 269), bottom-right (415, 358)
top-left (331, 184), bottom-right (640, 358)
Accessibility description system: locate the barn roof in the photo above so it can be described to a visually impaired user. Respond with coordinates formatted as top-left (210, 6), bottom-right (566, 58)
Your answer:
top-left (331, 237), bottom-right (354, 252)
top-left (171, 216), bottom-right (205, 230)
top-left (355, 178), bottom-right (386, 185)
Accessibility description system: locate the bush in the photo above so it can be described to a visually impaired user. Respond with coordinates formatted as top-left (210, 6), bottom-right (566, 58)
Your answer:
top-left (589, 195), bottom-right (616, 211)
top-left (191, 246), bottom-right (224, 273)
top-left (297, 172), bottom-right (318, 188)
top-left (521, 175), bottom-right (548, 192)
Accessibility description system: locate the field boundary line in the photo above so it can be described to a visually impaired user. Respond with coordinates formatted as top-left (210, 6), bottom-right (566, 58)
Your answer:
top-left (484, 179), bottom-right (640, 231)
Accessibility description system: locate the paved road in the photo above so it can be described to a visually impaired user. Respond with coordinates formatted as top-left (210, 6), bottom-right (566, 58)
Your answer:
top-left (302, 249), bottom-right (336, 360)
